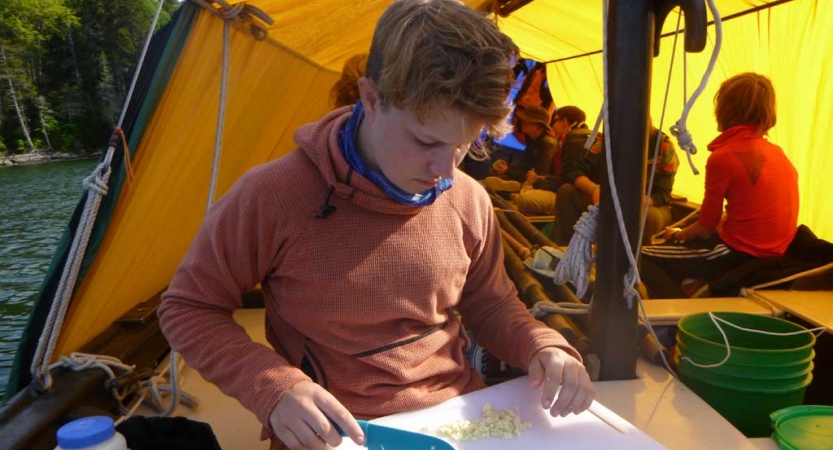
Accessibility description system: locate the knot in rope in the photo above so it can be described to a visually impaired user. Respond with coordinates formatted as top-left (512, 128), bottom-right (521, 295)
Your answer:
top-left (670, 121), bottom-right (701, 175)
top-left (37, 352), bottom-right (135, 391)
top-left (83, 163), bottom-right (111, 196)
top-left (192, 0), bottom-right (275, 41)
top-left (623, 268), bottom-right (639, 309)
top-left (553, 204), bottom-right (599, 298)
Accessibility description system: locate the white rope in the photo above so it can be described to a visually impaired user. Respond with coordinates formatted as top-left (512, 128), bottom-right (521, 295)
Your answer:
top-left (586, 107), bottom-right (604, 150)
top-left (30, 0), bottom-right (168, 393)
top-left (31, 161), bottom-right (113, 390)
top-left (530, 301), bottom-right (591, 318)
top-left (117, 0), bottom-right (166, 129)
top-left (680, 312), bottom-right (826, 369)
top-left (748, 262), bottom-right (833, 291)
top-left (207, 17), bottom-right (232, 212)
top-left (600, 0), bottom-right (640, 309)
top-left (669, 0), bottom-right (723, 176)
top-left (48, 352), bottom-right (135, 381)
top-left (27, 0), bottom-right (198, 421)
top-left (553, 204), bottom-right (599, 298)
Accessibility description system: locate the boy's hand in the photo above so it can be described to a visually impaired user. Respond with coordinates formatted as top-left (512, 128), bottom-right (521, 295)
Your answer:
top-left (528, 347), bottom-right (595, 417)
top-left (270, 380), bottom-right (365, 450)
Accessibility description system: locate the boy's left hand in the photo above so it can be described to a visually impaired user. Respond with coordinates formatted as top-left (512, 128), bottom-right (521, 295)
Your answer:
top-left (528, 347), bottom-right (595, 417)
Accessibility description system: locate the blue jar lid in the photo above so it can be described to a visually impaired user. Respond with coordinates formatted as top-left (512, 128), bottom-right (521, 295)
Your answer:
top-left (57, 416), bottom-right (115, 449)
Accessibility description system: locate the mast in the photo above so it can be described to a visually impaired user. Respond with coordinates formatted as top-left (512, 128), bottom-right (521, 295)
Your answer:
top-left (593, 0), bottom-right (706, 380)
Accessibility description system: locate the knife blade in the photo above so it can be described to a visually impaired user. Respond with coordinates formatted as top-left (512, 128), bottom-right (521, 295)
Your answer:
top-left (339, 419), bottom-right (455, 450)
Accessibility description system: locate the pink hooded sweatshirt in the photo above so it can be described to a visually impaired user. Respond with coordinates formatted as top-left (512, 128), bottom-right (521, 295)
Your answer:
top-left (158, 107), bottom-right (579, 437)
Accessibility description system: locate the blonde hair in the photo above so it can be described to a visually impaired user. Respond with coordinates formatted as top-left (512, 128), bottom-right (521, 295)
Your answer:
top-left (367, 0), bottom-right (519, 158)
top-left (714, 72), bottom-right (777, 135)
top-left (330, 53), bottom-right (369, 108)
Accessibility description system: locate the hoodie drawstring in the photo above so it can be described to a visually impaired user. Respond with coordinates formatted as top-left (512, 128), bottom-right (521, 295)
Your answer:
top-left (314, 185), bottom-right (336, 219)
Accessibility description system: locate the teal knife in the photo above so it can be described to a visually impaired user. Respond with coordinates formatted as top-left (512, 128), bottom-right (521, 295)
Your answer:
top-left (338, 419), bottom-right (455, 450)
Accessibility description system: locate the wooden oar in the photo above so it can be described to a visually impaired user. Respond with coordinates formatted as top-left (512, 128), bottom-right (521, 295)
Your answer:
top-left (500, 229), bottom-right (531, 259)
top-left (495, 209), bottom-right (533, 249)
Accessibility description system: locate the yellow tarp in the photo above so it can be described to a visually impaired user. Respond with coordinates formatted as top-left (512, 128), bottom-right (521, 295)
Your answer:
top-left (55, 0), bottom-right (832, 356)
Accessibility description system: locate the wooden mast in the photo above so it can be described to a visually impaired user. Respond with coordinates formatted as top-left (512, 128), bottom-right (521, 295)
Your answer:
top-left (593, 0), bottom-right (706, 380)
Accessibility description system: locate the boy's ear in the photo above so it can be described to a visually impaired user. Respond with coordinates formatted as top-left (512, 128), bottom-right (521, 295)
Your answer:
top-left (358, 76), bottom-right (380, 121)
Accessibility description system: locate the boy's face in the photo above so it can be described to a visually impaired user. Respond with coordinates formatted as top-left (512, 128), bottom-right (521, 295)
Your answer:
top-left (360, 80), bottom-right (484, 195)
top-left (551, 117), bottom-right (569, 138)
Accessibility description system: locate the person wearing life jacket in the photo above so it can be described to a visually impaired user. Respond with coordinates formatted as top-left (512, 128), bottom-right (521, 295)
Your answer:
top-left (158, 2), bottom-right (594, 450)
top-left (641, 72), bottom-right (799, 298)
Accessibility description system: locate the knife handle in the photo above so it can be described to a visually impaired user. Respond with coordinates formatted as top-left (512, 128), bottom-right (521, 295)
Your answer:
top-left (331, 418), bottom-right (370, 438)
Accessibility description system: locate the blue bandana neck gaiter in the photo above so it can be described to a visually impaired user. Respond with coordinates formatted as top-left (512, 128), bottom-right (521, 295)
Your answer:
top-left (338, 101), bottom-right (454, 206)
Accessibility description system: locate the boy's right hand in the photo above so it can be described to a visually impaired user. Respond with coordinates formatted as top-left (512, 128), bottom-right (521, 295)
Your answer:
top-left (270, 380), bottom-right (365, 449)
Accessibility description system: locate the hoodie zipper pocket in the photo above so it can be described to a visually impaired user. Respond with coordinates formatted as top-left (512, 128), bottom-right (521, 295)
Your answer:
top-left (351, 320), bottom-right (449, 358)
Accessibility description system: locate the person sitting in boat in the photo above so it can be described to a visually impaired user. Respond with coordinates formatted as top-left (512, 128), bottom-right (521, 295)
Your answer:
top-left (329, 53), bottom-right (368, 108)
top-left (640, 72), bottom-right (799, 298)
top-left (157, 2), bottom-right (594, 450)
top-left (551, 121), bottom-right (678, 246)
top-left (486, 104), bottom-right (559, 187)
top-left (497, 106), bottom-right (592, 216)
top-left (521, 105), bottom-right (591, 193)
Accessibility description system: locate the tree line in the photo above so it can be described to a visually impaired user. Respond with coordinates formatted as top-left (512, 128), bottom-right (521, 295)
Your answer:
top-left (0, 0), bottom-right (180, 155)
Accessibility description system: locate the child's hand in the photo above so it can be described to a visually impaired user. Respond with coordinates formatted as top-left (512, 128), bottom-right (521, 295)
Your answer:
top-left (528, 347), bottom-right (595, 417)
top-left (270, 380), bottom-right (365, 450)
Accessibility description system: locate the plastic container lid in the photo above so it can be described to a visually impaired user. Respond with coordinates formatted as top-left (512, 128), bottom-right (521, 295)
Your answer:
top-left (57, 416), bottom-right (116, 449)
top-left (770, 405), bottom-right (833, 450)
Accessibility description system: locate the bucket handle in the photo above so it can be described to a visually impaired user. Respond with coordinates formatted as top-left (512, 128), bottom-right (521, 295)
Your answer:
top-left (681, 312), bottom-right (826, 369)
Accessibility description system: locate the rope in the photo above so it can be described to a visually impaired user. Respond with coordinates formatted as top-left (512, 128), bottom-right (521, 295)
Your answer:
top-left (29, 0), bottom-right (197, 421)
top-left (636, 8), bottom-right (684, 249)
top-left (30, 0), bottom-right (166, 393)
top-left (600, 5), bottom-right (640, 309)
top-left (207, 16), bottom-right (231, 212)
top-left (116, 127), bottom-right (135, 187)
top-left (669, 0), bottom-right (724, 176)
top-left (189, 0), bottom-right (275, 41)
top-left (586, 107), bottom-right (604, 150)
top-left (116, 0), bottom-right (166, 129)
top-left (31, 160), bottom-right (113, 390)
top-left (530, 301), bottom-right (591, 318)
top-left (48, 352), bottom-right (135, 381)
top-left (553, 204), bottom-right (599, 298)
top-left (680, 312), bottom-right (826, 369)
top-left (748, 262), bottom-right (833, 291)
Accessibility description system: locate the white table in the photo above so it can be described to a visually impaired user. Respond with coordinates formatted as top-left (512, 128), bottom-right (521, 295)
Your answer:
top-left (642, 297), bottom-right (776, 326)
top-left (750, 289), bottom-right (833, 332)
top-left (594, 359), bottom-right (777, 450)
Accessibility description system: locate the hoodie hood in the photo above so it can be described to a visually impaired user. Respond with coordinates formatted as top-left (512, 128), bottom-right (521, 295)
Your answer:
top-left (294, 107), bottom-right (424, 216)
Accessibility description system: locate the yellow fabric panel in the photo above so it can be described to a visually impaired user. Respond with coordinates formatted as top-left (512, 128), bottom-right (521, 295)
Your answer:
top-left (494, 0), bottom-right (780, 63)
top-left (54, 10), bottom-right (339, 357)
top-left (545, 0), bottom-right (832, 242)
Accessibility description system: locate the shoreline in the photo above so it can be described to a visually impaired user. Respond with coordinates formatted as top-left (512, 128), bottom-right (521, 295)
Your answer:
top-left (0, 151), bottom-right (99, 167)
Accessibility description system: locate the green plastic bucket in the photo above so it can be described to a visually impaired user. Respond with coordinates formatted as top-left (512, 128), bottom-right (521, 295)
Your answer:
top-left (675, 312), bottom-right (816, 437)
top-left (675, 339), bottom-right (816, 379)
top-left (674, 353), bottom-right (814, 391)
top-left (678, 368), bottom-right (812, 437)
top-left (677, 312), bottom-right (815, 366)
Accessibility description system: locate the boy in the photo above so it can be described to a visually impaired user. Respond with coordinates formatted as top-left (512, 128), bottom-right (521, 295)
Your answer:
top-left (158, 1), bottom-right (594, 449)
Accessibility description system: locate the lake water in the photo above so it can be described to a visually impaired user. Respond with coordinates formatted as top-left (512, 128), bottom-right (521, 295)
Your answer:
top-left (0, 158), bottom-right (98, 399)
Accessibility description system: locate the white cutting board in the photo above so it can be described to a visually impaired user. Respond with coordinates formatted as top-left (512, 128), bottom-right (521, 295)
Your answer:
top-left (337, 375), bottom-right (667, 449)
